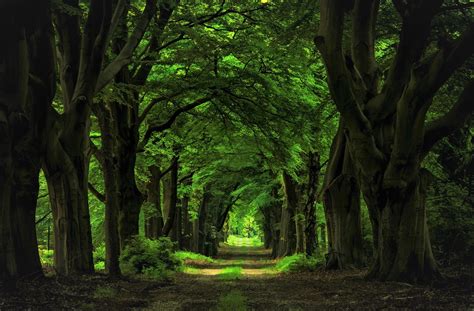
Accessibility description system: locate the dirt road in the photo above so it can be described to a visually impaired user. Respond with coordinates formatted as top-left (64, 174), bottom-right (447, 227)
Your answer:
top-left (146, 245), bottom-right (472, 310)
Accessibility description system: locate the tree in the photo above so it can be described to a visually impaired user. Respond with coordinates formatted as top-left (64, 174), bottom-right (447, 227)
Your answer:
top-left (0, 0), bottom-right (55, 283)
top-left (315, 0), bottom-right (474, 282)
top-left (48, 0), bottom-right (158, 275)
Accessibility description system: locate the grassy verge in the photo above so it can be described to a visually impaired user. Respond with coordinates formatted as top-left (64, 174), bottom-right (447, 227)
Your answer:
top-left (269, 254), bottom-right (324, 273)
top-left (218, 266), bottom-right (243, 281)
top-left (175, 251), bottom-right (215, 264)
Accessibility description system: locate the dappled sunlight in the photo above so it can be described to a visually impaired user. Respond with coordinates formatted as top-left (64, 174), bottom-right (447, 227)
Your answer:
top-left (181, 243), bottom-right (278, 279)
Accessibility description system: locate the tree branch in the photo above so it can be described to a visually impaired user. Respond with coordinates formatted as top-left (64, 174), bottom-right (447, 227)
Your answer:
top-left (423, 79), bottom-right (474, 155)
top-left (96, 0), bottom-right (158, 93)
top-left (138, 95), bottom-right (213, 149)
top-left (88, 182), bottom-right (106, 203)
top-left (370, 0), bottom-right (444, 120)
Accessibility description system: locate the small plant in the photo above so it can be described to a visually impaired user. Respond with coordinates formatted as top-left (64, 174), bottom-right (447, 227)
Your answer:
top-left (119, 236), bottom-right (180, 279)
top-left (274, 254), bottom-right (323, 273)
top-left (93, 245), bottom-right (106, 271)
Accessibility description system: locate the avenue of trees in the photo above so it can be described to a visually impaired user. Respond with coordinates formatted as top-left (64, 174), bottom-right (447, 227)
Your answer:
top-left (1, 0), bottom-right (472, 285)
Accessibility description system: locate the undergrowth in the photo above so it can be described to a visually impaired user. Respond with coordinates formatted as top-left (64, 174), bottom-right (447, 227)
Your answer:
top-left (274, 254), bottom-right (324, 273)
top-left (120, 236), bottom-right (180, 279)
top-left (175, 251), bottom-right (215, 263)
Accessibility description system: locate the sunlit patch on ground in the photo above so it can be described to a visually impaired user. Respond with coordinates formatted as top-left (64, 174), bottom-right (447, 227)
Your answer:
top-left (181, 239), bottom-right (277, 278)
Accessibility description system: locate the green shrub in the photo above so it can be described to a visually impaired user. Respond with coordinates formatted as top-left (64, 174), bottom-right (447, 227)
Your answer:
top-left (119, 236), bottom-right (180, 278)
top-left (38, 248), bottom-right (54, 266)
top-left (93, 245), bottom-right (106, 270)
top-left (275, 254), bottom-right (323, 273)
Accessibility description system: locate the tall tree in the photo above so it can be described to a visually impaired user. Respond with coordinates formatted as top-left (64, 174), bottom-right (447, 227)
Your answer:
top-left (0, 0), bottom-right (55, 283)
top-left (315, 0), bottom-right (474, 282)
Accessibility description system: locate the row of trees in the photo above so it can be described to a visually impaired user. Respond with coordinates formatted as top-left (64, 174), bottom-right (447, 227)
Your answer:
top-left (1, 0), bottom-right (472, 285)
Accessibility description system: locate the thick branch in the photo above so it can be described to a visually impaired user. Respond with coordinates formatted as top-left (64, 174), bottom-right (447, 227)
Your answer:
top-left (423, 79), bottom-right (474, 154)
top-left (351, 0), bottom-right (379, 95)
top-left (96, 0), bottom-right (158, 92)
top-left (370, 0), bottom-right (444, 120)
top-left (139, 95), bottom-right (212, 149)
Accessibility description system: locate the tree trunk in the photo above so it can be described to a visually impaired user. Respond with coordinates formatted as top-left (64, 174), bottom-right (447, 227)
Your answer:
top-left (117, 146), bottom-right (144, 248)
top-left (197, 191), bottom-right (210, 254)
top-left (278, 173), bottom-right (297, 257)
top-left (366, 169), bottom-right (439, 282)
top-left (97, 105), bottom-right (121, 276)
top-left (0, 6), bottom-right (47, 282)
top-left (44, 146), bottom-right (94, 275)
top-left (145, 165), bottom-right (164, 239)
top-left (323, 127), bottom-right (365, 269)
top-left (262, 205), bottom-right (273, 249)
top-left (162, 159), bottom-right (178, 237)
top-left (304, 152), bottom-right (321, 256)
top-left (181, 195), bottom-right (192, 250)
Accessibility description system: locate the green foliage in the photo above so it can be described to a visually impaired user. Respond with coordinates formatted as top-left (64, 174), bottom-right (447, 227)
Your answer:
top-left (226, 235), bottom-right (263, 247)
top-left (175, 251), bottom-right (215, 263)
top-left (218, 267), bottom-right (242, 281)
top-left (119, 236), bottom-right (180, 279)
top-left (93, 245), bottom-right (106, 271)
top-left (38, 248), bottom-right (54, 267)
top-left (274, 254), bottom-right (323, 273)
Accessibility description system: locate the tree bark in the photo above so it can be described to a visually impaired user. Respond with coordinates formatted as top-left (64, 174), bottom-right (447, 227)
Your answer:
top-left (322, 126), bottom-right (365, 269)
top-left (278, 173), bottom-right (297, 257)
top-left (366, 169), bottom-right (439, 282)
top-left (304, 152), bottom-right (321, 256)
top-left (97, 104), bottom-right (121, 276)
top-left (145, 165), bottom-right (164, 239)
top-left (162, 159), bottom-right (178, 237)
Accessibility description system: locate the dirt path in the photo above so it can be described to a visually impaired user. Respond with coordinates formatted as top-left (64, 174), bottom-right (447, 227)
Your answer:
top-left (146, 245), bottom-right (473, 310)
top-left (1, 245), bottom-right (471, 309)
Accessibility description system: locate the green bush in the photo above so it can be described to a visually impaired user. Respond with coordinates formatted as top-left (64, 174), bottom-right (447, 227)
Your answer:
top-left (93, 245), bottom-right (106, 270)
top-left (38, 248), bottom-right (54, 266)
top-left (274, 254), bottom-right (323, 273)
top-left (119, 236), bottom-right (180, 278)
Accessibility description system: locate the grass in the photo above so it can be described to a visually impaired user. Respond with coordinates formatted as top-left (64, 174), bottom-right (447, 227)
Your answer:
top-left (182, 266), bottom-right (201, 274)
top-left (175, 251), bottom-right (215, 263)
top-left (273, 254), bottom-right (323, 273)
top-left (218, 266), bottom-right (243, 281)
top-left (212, 290), bottom-right (247, 311)
top-left (226, 235), bottom-right (263, 247)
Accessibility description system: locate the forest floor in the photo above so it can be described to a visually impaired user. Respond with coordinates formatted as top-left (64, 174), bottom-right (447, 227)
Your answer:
top-left (0, 244), bottom-right (472, 310)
